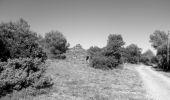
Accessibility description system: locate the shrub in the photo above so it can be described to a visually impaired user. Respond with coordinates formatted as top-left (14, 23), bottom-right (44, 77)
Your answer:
top-left (140, 50), bottom-right (156, 66)
top-left (150, 56), bottom-right (158, 65)
top-left (87, 46), bottom-right (102, 57)
top-left (149, 30), bottom-right (169, 70)
top-left (44, 31), bottom-right (69, 59)
top-left (0, 58), bottom-right (53, 97)
top-left (125, 44), bottom-right (142, 64)
top-left (91, 55), bottom-right (119, 70)
top-left (156, 43), bottom-right (170, 70)
top-left (140, 56), bottom-right (150, 65)
top-left (0, 19), bottom-right (47, 61)
top-left (88, 34), bottom-right (125, 70)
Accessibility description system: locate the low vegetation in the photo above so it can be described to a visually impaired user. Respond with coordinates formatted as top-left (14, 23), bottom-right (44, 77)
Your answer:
top-left (43, 31), bottom-right (69, 59)
top-left (125, 44), bottom-right (142, 64)
top-left (140, 50), bottom-right (156, 66)
top-left (88, 34), bottom-right (124, 70)
top-left (0, 18), bottom-right (169, 100)
top-left (0, 58), bottom-right (53, 97)
top-left (0, 19), bottom-right (55, 99)
top-left (32, 59), bottom-right (148, 100)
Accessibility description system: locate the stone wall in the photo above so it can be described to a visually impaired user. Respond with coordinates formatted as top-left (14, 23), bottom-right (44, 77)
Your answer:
top-left (65, 44), bottom-right (88, 64)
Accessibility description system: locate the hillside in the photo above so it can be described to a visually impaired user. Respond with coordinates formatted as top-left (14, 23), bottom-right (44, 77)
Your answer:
top-left (30, 46), bottom-right (150, 100)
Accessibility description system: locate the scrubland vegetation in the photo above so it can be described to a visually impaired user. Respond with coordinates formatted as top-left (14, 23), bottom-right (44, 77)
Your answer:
top-left (0, 18), bottom-right (169, 99)
top-left (149, 30), bottom-right (170, 71)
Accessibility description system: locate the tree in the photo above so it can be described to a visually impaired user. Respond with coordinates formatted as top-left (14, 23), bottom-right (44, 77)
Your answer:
top-left (142, 49), bottom-right (155, 58)
top-left (150, 30), bottom-right (168, 49)
top-left (104, 34), bottom-right (125, 59)
top-left (0, 19), bottom-right (46, 61)
top-left (150, 30), bottom-right (170, 71)
top-left (140, 49), bottom-right (155, 65)
top-left (0, 19), bottom-right (52, 97)
top-left (44, 31), bottom-right (69, 58)
top-left (87, 46), bottom-right (102, 58)
top-left (89, 34), bottom-right (125, 70)
top-left (157, 43), bottom-right (170, 70)
top-left (126, 44), bottom-right (142, 64)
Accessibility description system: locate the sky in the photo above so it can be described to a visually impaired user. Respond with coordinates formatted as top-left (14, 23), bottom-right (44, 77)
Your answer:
top-left (0, 0), bottom-right (170, 53)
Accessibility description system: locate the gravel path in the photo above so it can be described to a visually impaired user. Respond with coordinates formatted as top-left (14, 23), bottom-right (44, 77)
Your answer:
top-left (136, 65), bottom-right (170, 100)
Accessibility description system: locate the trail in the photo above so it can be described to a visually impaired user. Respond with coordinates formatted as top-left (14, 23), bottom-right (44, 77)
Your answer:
top-left (136, 65), bottom-right (170, 100)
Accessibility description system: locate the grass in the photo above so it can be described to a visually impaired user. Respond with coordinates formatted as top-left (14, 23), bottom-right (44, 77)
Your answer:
top-left (30, 60), bottom-right (148, 100)
top-left (0, 58), bottom-right (149, 100)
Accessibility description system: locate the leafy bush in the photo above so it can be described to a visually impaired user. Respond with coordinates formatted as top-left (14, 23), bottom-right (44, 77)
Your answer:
top-left (140, 56), bottom-right (150, 65)
top-left (156, 43), bottom-right (170, 70)
top-left (87, 46), bottom-right (102, 59)
top-left (149, 30), bottom-right (169, 70)
top-left (125, 44), bottom-right (142, 64)
top-left (88, 34), bottom-right (125, 70)
top-left (140, 50), bottom-right (155, 66)
top-left (150, 56), bottom-right (158, 64)
top-left (0, 19), bottom-right (47, 61)
top-left (91, 55), bottom-right (119, 70)
top-left (44, 31), bottom-right (69, 59)
top-left (0, 58), bottom-right (53, 97)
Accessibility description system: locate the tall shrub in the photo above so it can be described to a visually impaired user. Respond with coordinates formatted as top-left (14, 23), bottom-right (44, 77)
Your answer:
top-left (89, 34), bottom-right (125, 70)
top-left (0, 19), bottom-right (47, 61)
top-left (149, 30), bottom-right (170, 70)
top-left (44, 31), bottom-right (69, 59)
top-left (125, 44), bottom-right (142, 64)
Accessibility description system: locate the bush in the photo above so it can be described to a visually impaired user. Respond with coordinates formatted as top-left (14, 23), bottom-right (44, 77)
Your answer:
top-left (87, 46), bottom-right (102, 57)
top-left (0, 58), bottom-right (53, 97)
top-left (0, 19), bottom-right (47, 61)
top-left (140, 56), bottom-right (150, 65)
top-left (91, 55), bottom-right (119, 70)
top-left (88, 34), bottom-right (125, 70)
top-left (44, 31), bottom-right (69, 59)
top-left (125, 44), bottom-right (142, 64)
top-left (156, 43), bottom-right (170, 70)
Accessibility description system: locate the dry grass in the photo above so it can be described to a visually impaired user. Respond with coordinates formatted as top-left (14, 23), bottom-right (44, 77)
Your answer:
top-left (30, 60), bottom-right (148, 100)
top-left (1, 59), bottom-right (149, 100)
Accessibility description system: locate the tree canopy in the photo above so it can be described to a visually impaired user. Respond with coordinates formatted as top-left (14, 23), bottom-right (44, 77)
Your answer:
top-left (150, 30), bottom-right (168, 49)
top-left (125, 44), bottom-right (142, 64)
top-left (0, 19), bottom-right (46, 61)
top-left (44, 31), bottom-right (69, 58)
top-left (150, 30), bottom-right (170, 70)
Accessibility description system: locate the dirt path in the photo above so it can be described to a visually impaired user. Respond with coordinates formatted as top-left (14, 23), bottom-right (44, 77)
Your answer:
top-left (136, 65), bottom-right (170, 100)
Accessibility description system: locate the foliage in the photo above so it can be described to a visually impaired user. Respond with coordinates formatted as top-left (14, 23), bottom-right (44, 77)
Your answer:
top-left (106, 34), bottom-right (125, 54)
top-left (89, 34), bottom-right (125, 70)
top-left (44, 31), bottom-right (69, 59)
top-left (150, 56), bottom-right (158, 64)
top-left (0, 58), bottom-right (53, 97)
top-left (140, 50), bottom-right (155, 65)
top-left (125, 44), bottom-right (142, 64)
top-left (156, 43), bottom-right (170, 70)
top-left (150, 30), bottom-right (168, 49)
top-left (150, 30), bottom-right (170, 70)
top-left (90, 54), bottom-right (120, 70)
top-left (0, 19), bottom-right (47, 61)
top-left (140, 56), bottom-right (150, 65)
top-left (87, 46), bottom-right (102, 58)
